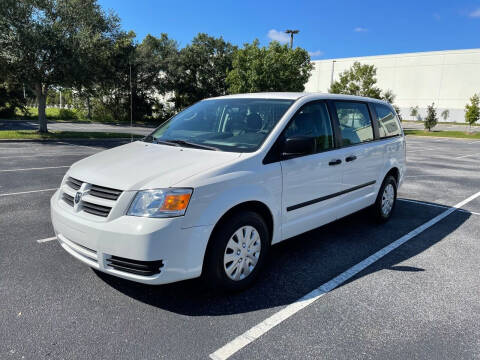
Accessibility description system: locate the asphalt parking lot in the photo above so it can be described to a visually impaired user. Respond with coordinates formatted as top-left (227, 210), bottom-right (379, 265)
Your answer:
top-left (1, 136), bottom-right (479, 359)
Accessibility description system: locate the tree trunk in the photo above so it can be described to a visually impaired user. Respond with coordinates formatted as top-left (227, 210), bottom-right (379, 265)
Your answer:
top-left (35, 83), bottom-right (48, 133)
top-left (86, 97), bottom-right (91, 119)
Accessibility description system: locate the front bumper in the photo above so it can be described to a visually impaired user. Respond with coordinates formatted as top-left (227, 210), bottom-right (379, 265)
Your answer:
top-left (50, 190), bottom-right (213, 285)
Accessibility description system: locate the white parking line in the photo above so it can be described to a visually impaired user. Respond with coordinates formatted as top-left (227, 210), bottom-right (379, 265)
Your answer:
top-left (405, 175), bottom-right (446, 178)
top-left (36, 236), bottom-right (57, 243)
top-left (210, 190), bottom-right (480, 360)
top-left (0, 188), bottom-right (57, 197)
top-left (398, 198), bottom-right (450, 209)
top-left (0, 152), bottom-right (95, 159)
top-left (0, 166), bottom-right (69, 173)
top-left (398, 198), bottom-right (479, 215)
top-left (455, 153), bottom-right (477, 159)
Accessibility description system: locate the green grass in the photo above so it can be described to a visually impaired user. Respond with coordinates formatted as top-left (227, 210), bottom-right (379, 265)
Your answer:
top-left (402, 120), bottom-right (480, 126)
top-left (404, 129), bottom-right (480, 139)
top-left (0, 130), bottom-right (143, 140)
top-left (12, 107), bottom-right (156, 126)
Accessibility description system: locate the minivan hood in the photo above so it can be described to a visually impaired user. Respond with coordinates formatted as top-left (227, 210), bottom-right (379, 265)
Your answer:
top-left (69, 141), bottom-right (241, 190)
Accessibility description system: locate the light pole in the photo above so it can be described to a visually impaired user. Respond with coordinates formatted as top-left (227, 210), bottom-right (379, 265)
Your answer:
top-left (285, 29), bottom-right (299, 49)
top-left (330, 60), bottom-right (336, 87)
top-left (129, 63), bottom-right (133, 142)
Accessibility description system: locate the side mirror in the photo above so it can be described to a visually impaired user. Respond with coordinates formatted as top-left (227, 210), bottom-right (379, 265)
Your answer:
top-left (282, 136), bottom-right (315, 159)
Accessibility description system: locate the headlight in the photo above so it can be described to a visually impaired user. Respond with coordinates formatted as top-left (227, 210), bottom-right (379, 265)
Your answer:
top-left (127, 188), bottom-right (193, 218)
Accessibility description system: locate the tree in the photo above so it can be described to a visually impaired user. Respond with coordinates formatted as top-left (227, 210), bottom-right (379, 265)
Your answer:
top-left (0, 0), bottom-right (121, 132)
top-left (329, 62), bottom-right (400, 115)
top-left (0, 76), bottom-right (28, 118)
top-left (424, 103), bottom-right (438, 131)
top-left (134, 34), bottom-right (178, 120)
top-left (167, 33), bottom-right (236, 110)
top-left (465, 94), bottom-right (480, 130)
top-left (381, 89), bottom-right (401, 119)
top-left (226, 40), bottom-right (313, 94)
top-left (329, 62), bottom-right (382, 98)
top-left (441, 109), bottom-right (450, 122)
top-left (410, 106), bottom-right (419, 120)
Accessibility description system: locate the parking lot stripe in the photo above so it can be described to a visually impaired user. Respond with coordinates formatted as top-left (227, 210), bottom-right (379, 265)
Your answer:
top-left (210, 190), bottom-right (480, 360)
top-left (398, 198), bottom-right (477, 215)
top-left (0, 166), bottom-right (70, 173)
top-left (455, 153), bottom-right (478, 159)
top-left (37, 236), bottom-right (57, 243)
top-left (0, 188), bottom-right (57, 197)
top-left (398, 198), bottom-right (450, 209)
top-left (0, 153), bottom-right (94, 159)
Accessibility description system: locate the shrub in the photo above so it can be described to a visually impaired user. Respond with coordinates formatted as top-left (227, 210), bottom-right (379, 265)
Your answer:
top-left (424, 103), bottom-right (438, 131)
top-left (465, 94), bottom-right (480, 129)
top-left (58, 108), bottom-right (78, 120)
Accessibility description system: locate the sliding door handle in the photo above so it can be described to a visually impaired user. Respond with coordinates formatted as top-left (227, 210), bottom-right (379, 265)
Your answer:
top-left (329, 159), bottom-right (342, 166)
top-left (345, 155), bottom-right (357, 162)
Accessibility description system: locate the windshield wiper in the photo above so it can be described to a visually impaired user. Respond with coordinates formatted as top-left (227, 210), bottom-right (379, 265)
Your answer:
top-left (163, 139), bottom-right (220, 151)
top-left (153, 139), bottom-right (182, 147)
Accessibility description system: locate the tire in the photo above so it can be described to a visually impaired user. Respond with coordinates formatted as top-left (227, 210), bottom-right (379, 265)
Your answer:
top-left (373, 175), bottom-right (397, 223)
top-left (203, 211), bottom-right (270, 292)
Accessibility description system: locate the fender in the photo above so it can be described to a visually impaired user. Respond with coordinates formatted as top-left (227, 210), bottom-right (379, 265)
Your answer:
top-left (179, 166), bottom-right (283, 244)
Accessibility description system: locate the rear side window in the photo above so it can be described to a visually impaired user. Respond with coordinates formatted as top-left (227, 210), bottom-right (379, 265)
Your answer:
top-left (374, 104), bottom-right (401, 138)
top-left (284, 102), bottom-right (334, 153)
top-left (334, 102), bottom-right (374, 146)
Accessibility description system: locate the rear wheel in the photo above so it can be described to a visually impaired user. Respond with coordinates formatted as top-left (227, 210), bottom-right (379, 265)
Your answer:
top-left (373, 175), bottom-right (397, 222)
top-left (203, 211), bottom-right (269, 292)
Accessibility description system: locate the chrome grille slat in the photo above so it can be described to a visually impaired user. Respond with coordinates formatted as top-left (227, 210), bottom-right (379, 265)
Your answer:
top-left (62, 193), bottom-right (74, 207)
top-left (82, 201), bottom-right (111, 217)
top-left (89, 185), bottom-right (122, 200)
top-left (66, 177), bottom-right (83, 190)
top-left (62, 178), bottom-right (122, 218)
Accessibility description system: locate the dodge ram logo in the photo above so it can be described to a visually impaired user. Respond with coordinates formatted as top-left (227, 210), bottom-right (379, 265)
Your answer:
top-left (74, 191), bottom-right (82, 204)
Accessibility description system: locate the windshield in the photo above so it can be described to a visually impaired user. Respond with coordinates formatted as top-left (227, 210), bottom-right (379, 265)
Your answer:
top-left (146, 98), bottom-right (294, 152)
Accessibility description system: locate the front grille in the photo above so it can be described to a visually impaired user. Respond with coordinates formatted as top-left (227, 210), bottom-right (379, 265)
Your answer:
top-left (62, 177), bottom-right (123, 218)
top-left (66, 177), bottom-right (82, 190)
top-left (62, 193), bottom-right (74, 207)
top-left (106, 256), bottom-right (164, 276)
top-left (89, 184), bottom-right (122, 200)
top-left (82, 201), bottom-right (111, 217)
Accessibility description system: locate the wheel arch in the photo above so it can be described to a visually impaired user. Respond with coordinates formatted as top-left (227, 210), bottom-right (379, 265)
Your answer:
top-left (209, 200), bottom-right (274, 245)
top-left (385, 166), bottom-right (400, 184)
top-left (201, 200), bottom-right (275, 275)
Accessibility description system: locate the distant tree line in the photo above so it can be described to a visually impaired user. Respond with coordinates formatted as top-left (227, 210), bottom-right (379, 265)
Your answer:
top-left (0, 0), bottom-right (313, 133)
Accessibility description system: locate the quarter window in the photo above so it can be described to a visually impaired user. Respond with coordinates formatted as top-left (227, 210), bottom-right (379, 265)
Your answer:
top-left (334, 102), bottom-right (374, 146)
top-left (374, 104), bottom-right (401, 138)
top-left (284, 102), bottom-right (334, 153)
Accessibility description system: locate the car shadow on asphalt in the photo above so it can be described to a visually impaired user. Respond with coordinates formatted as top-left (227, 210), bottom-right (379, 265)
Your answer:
top-left (94, 200), bottom-right (470, 316)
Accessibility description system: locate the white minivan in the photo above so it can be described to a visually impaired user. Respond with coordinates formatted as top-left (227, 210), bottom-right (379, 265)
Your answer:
top-left (51, 93), bottom-right (405, 291)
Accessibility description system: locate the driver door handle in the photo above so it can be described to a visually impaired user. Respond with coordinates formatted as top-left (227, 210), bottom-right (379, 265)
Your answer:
top-left (329, 159), bottom-right (342, 166)
top-left (345, 155), bottom-right (357, 162)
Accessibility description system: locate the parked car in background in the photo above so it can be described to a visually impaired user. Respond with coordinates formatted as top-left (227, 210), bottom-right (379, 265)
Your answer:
top-left (51, 93), bottom-right (406, 291)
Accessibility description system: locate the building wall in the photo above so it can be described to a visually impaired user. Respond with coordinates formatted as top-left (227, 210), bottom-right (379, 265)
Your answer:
top-left (304, 49), bottom-right (480, 122)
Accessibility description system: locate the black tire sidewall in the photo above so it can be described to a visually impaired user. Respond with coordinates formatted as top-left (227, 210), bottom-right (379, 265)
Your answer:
top-left (204, 211), bottom-right (269, 291)
top-left (375, 175), bottom-right (397, 222)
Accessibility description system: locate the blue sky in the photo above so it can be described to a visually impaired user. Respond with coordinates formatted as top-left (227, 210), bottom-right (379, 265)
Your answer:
top-left (98, 0), bottom-right (480, 59)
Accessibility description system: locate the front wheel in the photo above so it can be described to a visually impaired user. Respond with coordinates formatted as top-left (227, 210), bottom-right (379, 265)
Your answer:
top-left (373, 175), bottom-right (397, 222)
top-left (203, 211), bottom-right (269, 292)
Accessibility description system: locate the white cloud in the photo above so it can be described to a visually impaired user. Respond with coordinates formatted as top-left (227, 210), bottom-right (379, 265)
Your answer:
top-left (354, 27), bottom-right (368, 32)
top-left (267, 29), bottom-right (290, 44)
top-left (308, 50), bottom-right (323, 58)
top-left (469, 8), bottom-right (480, 17)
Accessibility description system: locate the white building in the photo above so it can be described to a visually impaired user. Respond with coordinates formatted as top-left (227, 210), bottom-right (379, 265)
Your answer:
top-left (304, 48), bottom-right (480, 123)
